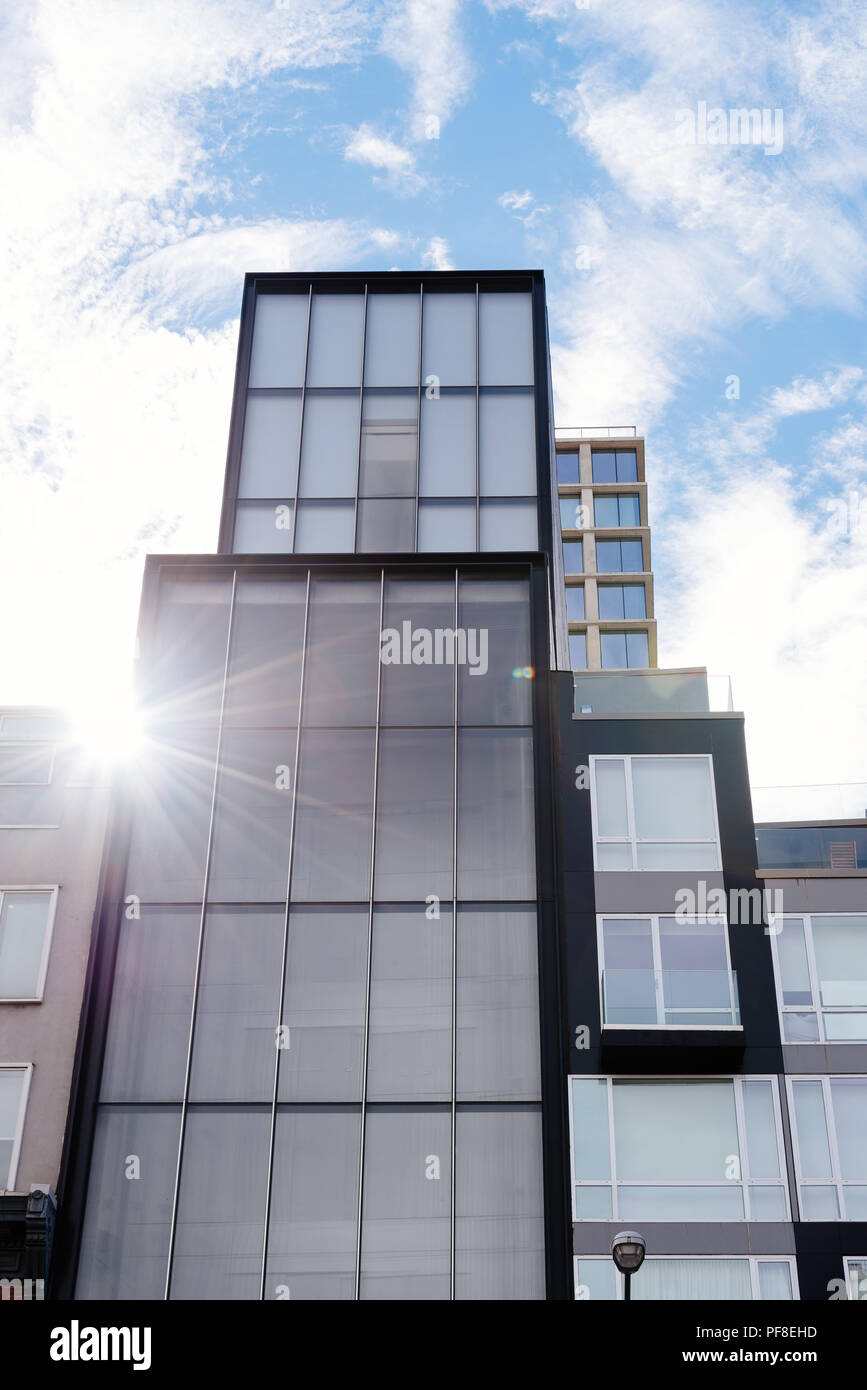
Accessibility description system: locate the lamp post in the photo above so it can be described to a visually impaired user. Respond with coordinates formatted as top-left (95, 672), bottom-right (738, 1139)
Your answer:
top-left (611, 1230), bottom-right (646, 1302)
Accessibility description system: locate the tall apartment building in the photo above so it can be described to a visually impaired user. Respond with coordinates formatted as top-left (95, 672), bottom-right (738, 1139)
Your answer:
top-left (556, 429), bottom-right (656, 671)
top-left (0, 710), bottom-right (108, 1292)
top-left (50, 269), bottom-right (867, 1302)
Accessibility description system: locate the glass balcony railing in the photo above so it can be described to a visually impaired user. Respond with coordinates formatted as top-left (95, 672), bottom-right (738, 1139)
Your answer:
top-left (573, 669), bottom-right (734, 715)
top-left (555, 425), bottom-right (637, 440)
top-left (602, 969), bottom-right (741, 1028)
top-left (755, 823), bottom-right (867, 871)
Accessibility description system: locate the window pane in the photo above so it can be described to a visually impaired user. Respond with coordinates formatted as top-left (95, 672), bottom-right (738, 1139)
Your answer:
top-left (364, 293), bottom-right (420, 387)
top-left (479, 391), bottom-right (536, 495)
top-left (616, 449), bottom-right (639, 482)
top-left (575, 1259), bottom-right (618, 1300)
top-left (417, 499), bottom-right (476, 551)
top-left (626, 632), bottom-right (649, 668)
top-left (563, 541), bottom-right (583, 573)
top-left (359, 391), bottom-right (418, 496)
top-left (602, 918), bottom-right (655, 1024)
top-left (75, 1106), bottom-right (181, 1299)
top-left (223, 579), bottom-right (306, 729)
top-left (0, 1070), bottom-right (24, 1185)
top-left (207, 730), bottom-right (295, 902)
top-left (812, 916), bottom-right (867, 1006)
top-left (634, 1259), bottom-right (751, 1301)
top-left (593, 495), bottom-right (619, 528)
top-left (623, 584), bottom-right (646, 619)
top-left (614, 1080), bottom-right (738, 1181)
top-left (0, 891), bottom-right (52, 997)
top-left (421, 292), bottom-right (475, 386)
top-left (571, 1078), bottom-right (611, 1180)
top-left (294, 500), bottom-right (355, 553)
top-left (239, 394), bottom-right (302, 498)
top-left (632, 757), bottom-right (716, 842)
top-left (302, 576), bottom-right (380, 726)
top-left (591, 451), bottom-right (616, 483)
top-left (457, 729), bottom-right (535, 899)
top-left (830, 1077), bottom-right (867, 1179)
top-left (306, 294), bottom-right (364, 387)
top-left (457, 906), bottom-right (540, 1100)
top-left (557, 451), bottom-right (579, 485)
top-left (146, 579), bottom-right (232, 725)
top-left (595, 540), bottom-right (623, 573)
top-left (800, 1185), bottom-right (838, 1218)
top-left (783, 1011), bottom-right (820, 1042)
top-left (100, 907), bottom-right (199, 1102)
top-left (776, 918), bottom-right (812, 1005)
top-left (598, 585), bottom-right (625, 620)
top-left (479, 499), bottom-right (537, 550)
top-left (264, 1108), bottom-right (360, 1301)
top-left (359, 1108), bottom-right (451, 1300)
top-left (478, 292), bottom-right (533, 386)
top-left (298, 393), bottom-right (359, 497)
top-left (595, 759), bottom-right (628, 838)
top-left (792, 1080), bottom-right (832, 1177)
top-left (170, 1107), bottom-right (270, 1300)
top-left (248, 293), bottom-right (308, 388)
top-left (290, 730), bottom-right (375, 901)
top-left (569, 634), bottom-right (587, 669)
top-left (233, 501), bottom-right (294, 553)
top-left (750, 1185), bottom-right (788, 1219)
top-left (458, 576), bottom-right (532, 726)
top-left (380, 577), bottom-right (455, 725)
top-left (374, 730), bottom-right (454, 901)
top-left (126, 727), bottom-right (218, 901)
top-left (621, 539), bottom-right (644, 571)
top-left (455, 1107), bottom-right (544, 1300)
top-left (601, 632), bottom-right (627, 668)
top-left (742, 1080), bottom-right (781, 1179)
top-left (758, 1262), bottom-right (793, 1299)
top-left (356, 498), bottom-right (415, 552)
top-left (620, 493), bottom-right (641, 525)
top-left (277, 907), bottom-right (367, 1102)
top-left (636, 842), bottom-right (720, 870)
top-left (560, 497), bottom-right (584, 530)
top-left (565, 586), bottom-right (585, 621)
top-left (367, 906), bottom-right (452, 1101)
top-left (419, 392), bottom-right (475, 495)
top-left (618, 1186), bottom-right (744, 1221)
top-left (188, 907), bottom-right (284, 1102)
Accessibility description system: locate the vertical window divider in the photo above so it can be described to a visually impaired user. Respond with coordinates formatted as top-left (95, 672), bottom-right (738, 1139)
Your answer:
top-left (823, 1076), bottom-right (845, 1212)
top-left (649, 913), bottom-right (664, 1025)
top-left (353, 287), bottom-right (369, 554)
top-left (802, 914), bottom-right (824, 1040)
top-left (606, 1078), bottom-right (618, 1219)
top-left (162, 568), bottom-right (238, 1302)
top-left (732, 1078), bottom-right (751, 1216)
top-left (353, 566), bottom-right (386, 1300)
top-left (450, 566), bottom-right (459, 1300)
top-left (290, 288), bottom-right (313, 552)
top-left (258, 566), bottom-right (312, 1301)
top-left (414, 286), bottom-right (424, 552)
top-left (474, 284), bottom-right (480, 551)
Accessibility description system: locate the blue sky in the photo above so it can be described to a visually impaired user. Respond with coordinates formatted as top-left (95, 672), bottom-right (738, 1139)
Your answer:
top-left (0, 0), bottom-right (865, 817)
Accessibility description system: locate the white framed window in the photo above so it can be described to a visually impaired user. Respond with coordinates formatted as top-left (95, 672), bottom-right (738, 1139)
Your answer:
top-left (844, 1257), bottom-right (867, 1300)
top-left (0, 888), bottom-right (59, 1001)
top-left (597, 914), bottom-right (740, 1029)
top-left (590, 755), bottom-right (721, 871)
top-left (569, 1075), bottom-right (789, 1222)
top-left (574, 1255), bottom-right (798, 1301)
top-left (0, 1066), bottom-right (32, 1190)
top-left (787, 1075), bottom-right (867, 1220)
top-left (770, 914), bottom-right (867, 1043)
top-left (0, 742), bottom-right (58, 829)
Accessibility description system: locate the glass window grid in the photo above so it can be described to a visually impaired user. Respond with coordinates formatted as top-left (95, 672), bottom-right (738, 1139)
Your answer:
top-left (234, 285), bottom-right (538, 556)
top-left (592, 493), bottom-right (641, 528)
top-left (0, 1065), bottom-right (32, 1190)
top-left (589, 755), bottom-right (723, 872)
top-left (596, 914), bottom-right (740, 1030)
top-left (573, 1255), bottom-right (798, 1301)
top-left (568, 1076), bottom-right (790, 1222)
top-left (591, 450), bottom-right (639, 483)
top-left (597, 583), bottom-right (647, 621)
top-left (594, 538), bottom-right (646, 574)
top-left (88, 564), bottom-right (541, 1301)
top-left (770, 913), bottom-right (867, 1043)
top-left (599, 630), bottom-right (649, 670)
top-left (787, 1075), bottom-right (867, 1220)
top-left (0, 886), bottom-right (58, 1001)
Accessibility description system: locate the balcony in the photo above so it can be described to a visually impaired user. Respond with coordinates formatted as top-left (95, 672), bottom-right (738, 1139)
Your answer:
top-left (755, 822), bottom-right (867, 872)
top-left (555, 425), bottom-right (637, 441)
top-left (602, 969), bottom-right (741, 1029)
top-left (573, 668), bottom-right (734, 715)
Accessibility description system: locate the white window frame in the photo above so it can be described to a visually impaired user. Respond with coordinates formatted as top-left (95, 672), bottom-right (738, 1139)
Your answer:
top-left (0, 741), bottom-right (59, 830)
top-left (844, 1257), bottom-right (867, 1301)
top-left (573, 1254), bottom-right (799, 1301)
top-left (770, 912), bottom-right (867, 1044)
top-left (596, 913), bottom-right (741, 1030)
top-left (0, 887), bottom-right (59, 1002)
top-left (0, 1064), bottom-right (33, 1190)
top-left (589, 754), bottom-right (722, 872)
top-left (786, 1074), bottom-right (867, 1221)
top-left (568, 1074), bottom-right (790, 1222)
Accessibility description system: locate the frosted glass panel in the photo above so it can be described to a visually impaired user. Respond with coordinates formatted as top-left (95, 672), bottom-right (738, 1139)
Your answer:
top-left (419, 393), bottom-right (475, 495)
top-left (479, 392), bottom-right (536, 495)
top-left (830, 1077), bottom-right (867, 1178)
top-left (418, 500), bottom-right (476, 551)
top-left (367, 906), bottom-right (451, 1101)
top-left (776, 917), bottom-right (811, 1005)
top-left (792, 1080), bottom-right (832, 1177)
top-left (234, 502), bottom-right (294, 553)
top-left (456, 906), bottom-right (540, 1100)
top-left (595, 759), bottom-right (628, 838)
top-left (360, 391), bottom-right (417, 496)
top-left (374, 730), bottom-right (454, 901)
top-left (635, 842), bottom-right (720, 869)
top-left (277, 907), bottom-right (367, 1102)
top-left (249, 293), bottom-right (308, 388)
top-left (632, 757), bottom-right (716, 841)
top-left (422, 292), bottom-right (475, 386)
top-left (478, 292), bottom-right (533, 385)
top-left (457, 729), bottom-right (535, 900)
top-left (618, 1185), bottom-right (744, 1220)
top-left (479, 500), bottom-right (537, 550)
top-left (359, 1109), bottom-right (451, 1300)
top-left (454, 1107), bottom-right (545, 1300)
top-left (364, 294), bottom-right (420, 386)
top-left (758, 1262), bottom-right (793, 1299)
top-left (571, 1078), bottom-right (611, 1180)
top-left (298, 393), bottom-right (359, 497)
top-left (356, 498), bottom-right (415, 552)
top-left (742, 1080), bottom-right (780, 1179)
top-left (613, 1080), bottom-right (738, 1181)
top-left (813, 916), bottom-right (867, 1006)
top-left (239, 395), bottom-right (302, 498)
top-left (634, 1259), bottom-right (751, 1301)
top-left (294, 501), bottom-right (354, 552)
top-left (306, 294), bottom-right (364, 386)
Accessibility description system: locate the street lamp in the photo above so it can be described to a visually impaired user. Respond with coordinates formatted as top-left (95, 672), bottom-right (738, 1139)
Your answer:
top-left (611, 1230), bottom-right (646, 1302)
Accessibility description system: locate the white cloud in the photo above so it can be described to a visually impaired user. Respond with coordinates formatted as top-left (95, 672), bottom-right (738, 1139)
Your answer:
top-left (343, 122), bottom-right (427, 193)
top-left (380, 0), bottom-right (474, 139)
top-left (421, 236), bottom-right (454, 270)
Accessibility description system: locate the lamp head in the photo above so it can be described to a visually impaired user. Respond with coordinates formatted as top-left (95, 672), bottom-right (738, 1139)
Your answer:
top-left (611, 1230), bottom-right (646, 1274)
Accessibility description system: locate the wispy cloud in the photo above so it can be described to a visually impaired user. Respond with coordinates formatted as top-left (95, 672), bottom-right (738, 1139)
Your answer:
top-left (343, 122), bottom-right (427, 193)
top-left (421, 235), bottom-right (454, 269)
top-left (380, 0), bottom-right (474, 139)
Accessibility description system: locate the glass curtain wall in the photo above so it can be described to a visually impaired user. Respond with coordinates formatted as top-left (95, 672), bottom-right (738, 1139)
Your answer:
top-left (75, 565), bottom-right (544, 1301)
